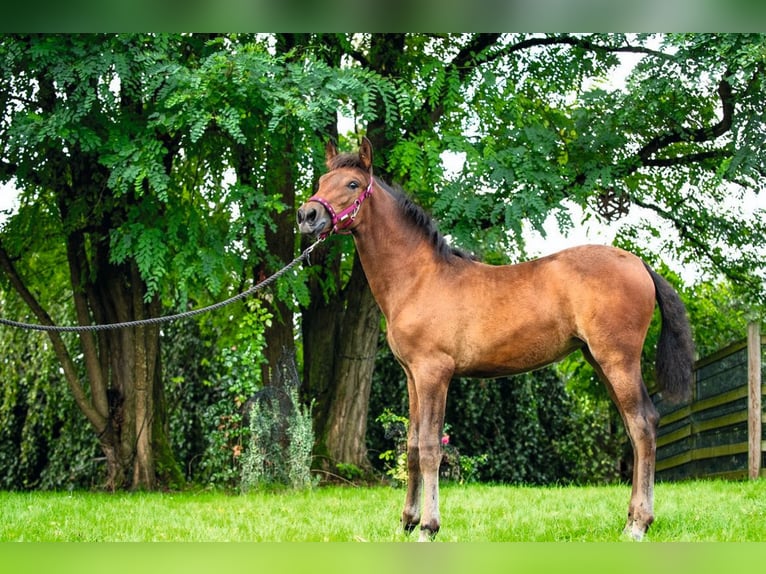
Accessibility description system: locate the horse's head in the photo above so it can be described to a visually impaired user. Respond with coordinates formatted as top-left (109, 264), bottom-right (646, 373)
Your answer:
top-left (297, 138), bottom-right (375, 239)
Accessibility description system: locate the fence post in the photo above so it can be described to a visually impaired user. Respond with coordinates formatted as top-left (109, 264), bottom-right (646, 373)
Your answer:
top-left (747, 321), bottom-right (762, 480)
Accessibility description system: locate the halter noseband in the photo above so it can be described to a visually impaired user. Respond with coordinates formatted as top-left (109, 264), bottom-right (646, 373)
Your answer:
top-left (307, 173), bottom-right (374, 240)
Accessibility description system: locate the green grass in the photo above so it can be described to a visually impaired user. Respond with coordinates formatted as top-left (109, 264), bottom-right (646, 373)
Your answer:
top-left (1, 480), bottom-right (765, 542)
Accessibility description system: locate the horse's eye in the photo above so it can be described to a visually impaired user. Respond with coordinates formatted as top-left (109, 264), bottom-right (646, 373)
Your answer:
top-left (348, 181), bottom-right (359, 190)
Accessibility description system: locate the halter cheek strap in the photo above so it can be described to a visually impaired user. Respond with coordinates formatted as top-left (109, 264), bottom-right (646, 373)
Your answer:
top-left (307, 176), bottom-right (374, 239)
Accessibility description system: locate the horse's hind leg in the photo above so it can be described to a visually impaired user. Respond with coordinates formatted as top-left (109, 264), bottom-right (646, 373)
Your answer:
top-left (584, 349), bottom-right (659, 540)
top-left (620, 382), bottom-right (659, 540)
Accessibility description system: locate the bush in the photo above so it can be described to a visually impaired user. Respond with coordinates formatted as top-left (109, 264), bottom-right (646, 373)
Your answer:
top-left (0, 296), bottom-right (102, 490)
top-left (375, 409), bottom-right (489, 486)
top-left (164, 299), bottom-right (271, 488)
top-left (241, 386), bottom-right (314, 491)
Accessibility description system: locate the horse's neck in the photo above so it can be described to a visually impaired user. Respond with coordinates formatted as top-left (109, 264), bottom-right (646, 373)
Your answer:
top-left (352, 188), bottom-right (437, 319)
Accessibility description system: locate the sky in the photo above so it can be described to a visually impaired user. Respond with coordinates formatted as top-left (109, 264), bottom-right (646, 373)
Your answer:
top-left (0, 180), bottom-right (18, 219)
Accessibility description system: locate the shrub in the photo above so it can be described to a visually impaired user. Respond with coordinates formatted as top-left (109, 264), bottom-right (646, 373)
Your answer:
top-left (241, 387), bottom-right (314, 491)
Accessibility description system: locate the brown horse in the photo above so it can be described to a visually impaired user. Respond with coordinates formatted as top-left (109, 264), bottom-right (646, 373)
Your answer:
top-left (297, 138), bottom-right (694, 541)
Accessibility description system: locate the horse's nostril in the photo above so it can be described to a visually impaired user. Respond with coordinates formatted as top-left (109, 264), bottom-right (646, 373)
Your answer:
top-left (297, 206), bottom-right (318, 227)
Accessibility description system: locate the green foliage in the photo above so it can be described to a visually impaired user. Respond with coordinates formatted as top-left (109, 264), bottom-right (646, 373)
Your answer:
top-left (240, 387), bottom-right (314, 491)
top-left (334, 463), bottom-right (365, 482)
top-left (0, 295), bottom-right (102, 490)
top-left (455, 452), bottom-right (488, 484)
top-left (163, 299), bottom-right (272, 488)
top-left (446, 372), bottom-right (623, 485)
top-left (374, 409), bottom-right (409, 485)
top-left (197, 303), bottom-right (271, 487)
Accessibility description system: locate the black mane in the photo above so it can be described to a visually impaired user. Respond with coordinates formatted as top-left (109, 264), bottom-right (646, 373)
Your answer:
top-left (382, 182), bottom-right (474, 263)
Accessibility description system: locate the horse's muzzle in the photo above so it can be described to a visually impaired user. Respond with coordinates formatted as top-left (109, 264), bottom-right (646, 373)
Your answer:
top-left (296, 204), bottom-right (330, 237)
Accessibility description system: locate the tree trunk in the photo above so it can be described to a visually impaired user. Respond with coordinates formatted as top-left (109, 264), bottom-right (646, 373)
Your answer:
top-left (324, 255), bottom-right (380, 470)
top-left (259, 131), bottom-right (298, 388)
top-left (303, 247), bottom-right (382, 473)
top-left (301, 240), bottom-right (342, 449)
top-left (87, 255), bottom-right (171, 491)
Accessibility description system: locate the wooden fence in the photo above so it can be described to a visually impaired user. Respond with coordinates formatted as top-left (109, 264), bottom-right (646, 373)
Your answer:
top-left (654, 322), bottom-right (765, 481)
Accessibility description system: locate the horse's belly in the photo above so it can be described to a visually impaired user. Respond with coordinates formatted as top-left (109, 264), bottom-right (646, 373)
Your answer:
top-left (453, 333), bottom-right (583, 378)
top-left (386, 296), bottom-right (581, 378)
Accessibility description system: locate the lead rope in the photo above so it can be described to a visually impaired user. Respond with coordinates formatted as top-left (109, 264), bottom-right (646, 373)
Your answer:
top-left (0, 238), bottom-right (324, 333)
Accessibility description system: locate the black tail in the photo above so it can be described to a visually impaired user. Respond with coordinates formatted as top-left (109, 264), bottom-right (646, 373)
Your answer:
top-left (643, 263), bottom-right (695, 404)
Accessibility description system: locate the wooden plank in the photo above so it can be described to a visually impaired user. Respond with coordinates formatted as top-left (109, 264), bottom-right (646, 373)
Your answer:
top-left (657, 411), bottom-right (749, 450)
top-left (694, 338), bottom-right (747, 370)
top-left (694, 410), bottom-right (749, 434)
top-left (655, 441), bottom-right (749, 472)
top-left (656, 424), bottom-right (691, 448)
top-left (659, 405), bottom-right (692, 426)
top-left (659, 387), bottom-right (746, 428)
top-left (747, 321), bottom-right (762, 479)
top-left (693, 386), bottom-right (748, 415)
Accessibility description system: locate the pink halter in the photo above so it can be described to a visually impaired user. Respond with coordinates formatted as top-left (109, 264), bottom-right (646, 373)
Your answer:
top-left (307, 175), bottom-right (374, 239)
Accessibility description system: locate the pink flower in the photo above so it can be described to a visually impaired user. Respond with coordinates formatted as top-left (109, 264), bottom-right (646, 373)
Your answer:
top-left (441, 434), bottom-right (450, 446)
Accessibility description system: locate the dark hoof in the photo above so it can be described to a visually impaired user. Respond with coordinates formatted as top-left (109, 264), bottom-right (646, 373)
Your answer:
top-left (418, 520), bottom-right (439, 542)
top-left (402, 518), bottom-right (419, 535)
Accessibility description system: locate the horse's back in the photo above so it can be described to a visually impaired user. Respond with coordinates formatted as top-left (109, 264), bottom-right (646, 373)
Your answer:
top-left (436, 244), bottom-right (656, 376)
top-left (537, 244), bottom-right (655, 308)
top-left (532, 244), bottom-right (647, 277)
top-left (469, 244), bottom-right (654, 310)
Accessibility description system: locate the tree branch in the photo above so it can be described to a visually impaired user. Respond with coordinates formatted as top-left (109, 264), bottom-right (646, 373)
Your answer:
top-left (481, 33), bottom-right (674, 69)
top-left (0, 241), bottom-right (107, 432)
top-left (66, 229), bottom-right (110, 418)
top-left (637, 77), bottom-right (734, 165)
top-left (0, 159), bottom-right (18, 181)
top-left (642, 149), bottom-right (730, 168)
top-left (447, 33), bottom-right (503, 79)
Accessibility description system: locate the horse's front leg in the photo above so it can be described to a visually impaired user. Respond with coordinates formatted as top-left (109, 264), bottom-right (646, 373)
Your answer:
top-left (401, 422), bottom-right (422, 533)
top-left (417, 427), bottom-right (443, 541)
top-left (401, 376), bottom-right (422, 533)
top-left (414, 372), bottom-right (450, 541)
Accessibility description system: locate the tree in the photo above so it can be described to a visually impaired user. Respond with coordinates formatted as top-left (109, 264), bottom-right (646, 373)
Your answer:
top-left (0, 33), bottom-right (399, 487)
top-left (0, 34), bottom-right (257, 489)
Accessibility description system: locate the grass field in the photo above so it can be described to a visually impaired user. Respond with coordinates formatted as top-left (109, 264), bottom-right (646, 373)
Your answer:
top-left (2, 479), bottom-right (765, 542)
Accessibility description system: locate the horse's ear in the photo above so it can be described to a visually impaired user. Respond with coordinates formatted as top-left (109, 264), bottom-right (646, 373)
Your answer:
top-left (359, 137), bottom-right (373, 171)
top-left (325, 139), bottom-right (338, 168)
